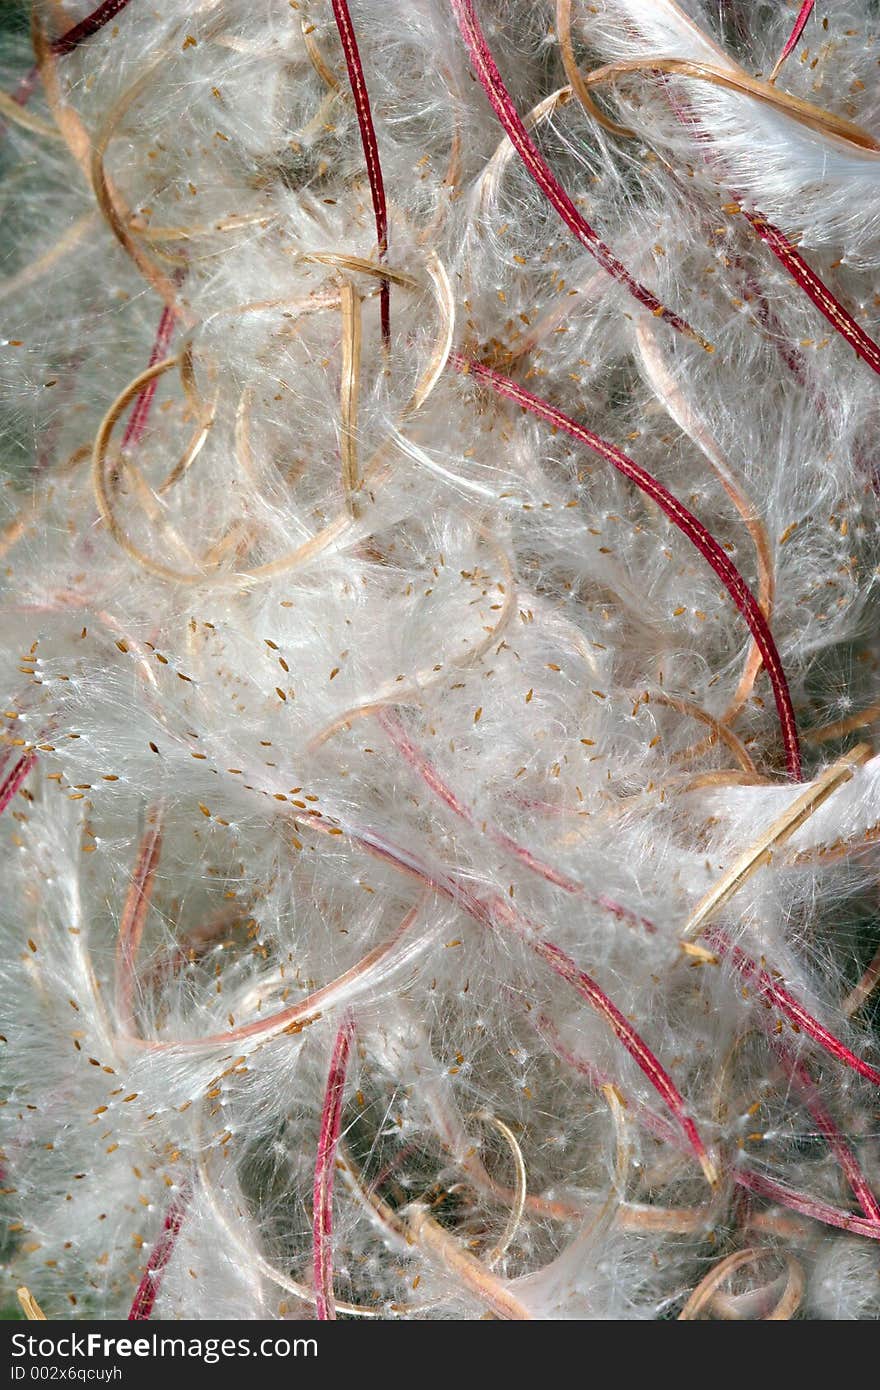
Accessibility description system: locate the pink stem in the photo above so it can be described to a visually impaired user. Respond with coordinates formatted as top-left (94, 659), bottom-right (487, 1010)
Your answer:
top-left (739, 212), bottom-right (880, 379)
top-left (378, 709), bottom-right (582, 893)
top-left (128, 1186), bottom-right (190, 1319)
top-left (523, 926), bottom-right (715, 1184)
top-left (115, 812), bottom-right (163, 1032)
top-left (51, 1), bottom-right (134, 58)
top-left (540, 1007), bottom-right (880, 1244)
top-left (775, 1047), bottom-right (880, 1223)
top-left (734, 1168), bottom-right (880, 1240)
top-left (452, 352), bottom-right (802, 780)
top-left (8, 1), bottom-right (134, 108)
top-left (0, 753), bottom-right (36, 818)
top-left (313, 1014), bottom-right (355, 1320)
top-left (657, 60), bottom-right (880, 380)
top-left (331, 0), bottom-right (390, 345)
top-left (133, 904), bottom-right (419, 1051)
top-left (711, 930), bottom-right (880, 1089)
top-left (448, 0), bottom-right (708, 349)
top-left (121, 302), bottom-right (180, 452)
top-left (536, 1012), bottom-right (681, 1149)
top-left (771, 1), bottom-right (816, 77)
top-left (360, 819), bottom-right (716, 1181)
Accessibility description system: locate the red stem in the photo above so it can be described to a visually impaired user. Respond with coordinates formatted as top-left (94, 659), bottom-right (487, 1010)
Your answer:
top-left (8, 3), bottom-right (133, 113)
top-left (734, 1168), bottom-right (880, 1240)
top-left (0, 753), bottom-right (36, 818)
top-left (449, 0), bottom-right (709, 350)
top-left (524, 928), bottom-right (715, 1184)
top-left (51, 1), bottom-right (134, 58)
top-left (452, 352), bottom-right (802, 780)
top-left (772, 1), bottom-right (816, 75)
top-left (711, 929), bottom-right (880, 1088)
top-left (740, 212), bottom-right (880, 379)
top-left (121, 304), bottom-right (179, 452)
top-left (115, 812), bottom-right (163, 1032)
top-left (378, 708), bottom-right (582, 893)
top-left (313, 1014), bottom-right (355, 1320)
top-left (776, 1047), bottom-right (880, 1223)
top-left (128, 1187), bottom-right (190, 1319)
top-left (331, 0), bottom-right (390, 345)
top-left (359, 795), bottom-right (716, 1181)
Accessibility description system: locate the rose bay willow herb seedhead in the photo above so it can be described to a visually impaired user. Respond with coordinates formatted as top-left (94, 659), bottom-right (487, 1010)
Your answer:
top-left (1, 0), bottom-right (879, 1322)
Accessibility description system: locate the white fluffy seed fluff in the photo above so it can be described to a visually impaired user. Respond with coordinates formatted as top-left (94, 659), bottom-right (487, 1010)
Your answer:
top-left (1, 0), bottom-right (879, 1321)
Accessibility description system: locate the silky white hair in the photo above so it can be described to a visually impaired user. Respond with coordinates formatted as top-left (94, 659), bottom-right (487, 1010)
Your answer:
top-left (1, 0), bottom-right (879, 1321)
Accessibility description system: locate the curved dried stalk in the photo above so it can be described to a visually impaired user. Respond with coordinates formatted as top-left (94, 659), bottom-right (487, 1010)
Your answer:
top-left (679, 1247), bottom-right (802, 1320)
top-left (0, 89), bottom-right (62, 140)
top-left (806, 699), bottom-right (880, 745)
top-left (644, 691), bottom-right (758, 775)
top-left (478, 86), bottom-right (572, 212)
top-left (88, 58), bottom-right (194, 277)
top-left (0, 213), bottom-right (98, 306)
top-left (710, 1260), bottom-right (805, 1319)
top-left (94, 293), bottom-right (336, 586)
top-left (301, 10), bottom-right (341, 92)
top-left (338, 1143), bottom-right (532, 1319)
top-left (405, 1205), bottom-right (533, 1319)
top-left (155, 346), bottom-right (217, 494)
top-left (618, 1204), bottom-right (712, 1235)
top-left (555, 0), bottom-right (633, 139)
top-left (31, 12), bottom-right (183, 314)
top-left (580, 57), bottom-right (879, 155)
top-left (223, 252), bottom-right (455, 586)
top-left (296, 251), bottom-right (415, 289)
top-left (682, 743), bottom-right (872, 940)
top-left (416, 104), bottom-right (463, 247)
top-left (468, 1111), bottom-right (528, 1267)
top-left (843, 943), bottom-right (880, 1020)
top-left (339, 277), bottom-right (363, 515)
top-left (129, 901), bottom-right (423, 1052)
top-left (92, 355), bottom-right (218, 586)
top-left (16, 1286), bottom-right (47, 1320)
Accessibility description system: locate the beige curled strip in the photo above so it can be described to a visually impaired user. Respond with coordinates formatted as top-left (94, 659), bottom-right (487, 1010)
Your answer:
top-left (0, 90), bottom-right (62, 140)
top-left (405, 1206), bottom-right (533, 1320)
top-left (339, 278), bottom-right (364, 515)
top-left (806, 699), bottom-right (880, 745)
top-left (555, 0), bottom-right (633, 139)
top-left (579, 57), bottom-right (880, 155)
top-left (679, 1248), bottom-right (803, 1320)
top-left (843, 944), bottom-right (880, 1020)
top-left (682, 743), bottom-right (872, 941)
top-left (32, 13), bottom-right (184, 314)
top-left (92, 255), bottom-right (454, 587)
top-left (469, 1111), bottom-right (528, 1267)
top-left (16, 1286), bottom-right (46, 1320)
